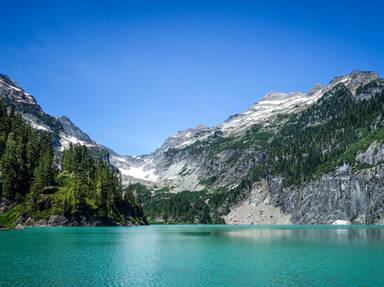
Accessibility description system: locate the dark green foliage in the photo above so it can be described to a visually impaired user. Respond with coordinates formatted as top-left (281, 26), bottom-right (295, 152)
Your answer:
top-left (0, 101), bottom-right (54, 201)
top-left (1, 132), bottom-right (19, 199)
top-left (247, 84), bottom-right (384, 186)
top-left (55, 145), bottom-right (146, 225)
top-left (0, 100), bottom-right (146, 226)
top-left (199, 175), bottom-right (218, 186)
top-left (31, 143), bottom-right (56, 195)
top-left (61, 145), bottom-right (97, 207)
top-left (134, 183), bottom-right (225, 224)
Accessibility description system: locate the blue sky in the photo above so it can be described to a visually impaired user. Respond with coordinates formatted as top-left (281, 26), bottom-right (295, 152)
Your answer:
top-left (1, 0), bottom-right (383, 155)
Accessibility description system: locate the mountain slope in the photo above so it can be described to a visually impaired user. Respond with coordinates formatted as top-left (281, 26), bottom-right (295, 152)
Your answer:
top-left (127, 71), bottom-right (384, 224)
top-left (0, 74), bottom-right (107, 154)
top-left (0, 74), bottom-right (147, 227)
top-left (117, 71), bottom-right (381, 189)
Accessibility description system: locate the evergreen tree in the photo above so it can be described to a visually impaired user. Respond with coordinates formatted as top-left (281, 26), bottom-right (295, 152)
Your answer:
top-left (31, 145), bottom-right (55, 194)
top-left (0, 133), bottom-right (19, 200)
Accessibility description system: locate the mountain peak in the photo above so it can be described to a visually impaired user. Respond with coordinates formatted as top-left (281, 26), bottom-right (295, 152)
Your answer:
top-left (219, 71), bottom-right (380, 136)
top-left (0, 73), bottom-right (18, 87)
top-left (307, 83), bottom-right (325, 96)
top-left (57, 116), bottom-right (93, 143)
top-left (329, 70), bottom-right (380, 92)
top-left (0, 74), bottom-right (37, 106)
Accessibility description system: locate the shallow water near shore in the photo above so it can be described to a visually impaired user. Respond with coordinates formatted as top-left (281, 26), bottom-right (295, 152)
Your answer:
top-left (1, 225), bottom-right (384, 286)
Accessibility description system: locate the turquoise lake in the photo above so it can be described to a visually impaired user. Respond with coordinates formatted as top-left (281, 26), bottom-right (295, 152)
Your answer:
top-left (1, 225), bottom-right (384, 286)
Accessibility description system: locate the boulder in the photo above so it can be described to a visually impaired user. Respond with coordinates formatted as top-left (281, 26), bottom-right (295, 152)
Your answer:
top-left (47, 215), bottom-right (69, 226)
top-left (15, 224), bottom-right (24, 230)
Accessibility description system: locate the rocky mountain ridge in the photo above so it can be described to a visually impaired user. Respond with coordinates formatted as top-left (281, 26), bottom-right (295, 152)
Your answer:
top-left (129, 70), bottom-right (384, 224)
top-left (2, 70), bottom-right (384, 225)
top-left (115, 71), bottom-right (381, 190)
top-left (0, 74), bottom-right (105, 156)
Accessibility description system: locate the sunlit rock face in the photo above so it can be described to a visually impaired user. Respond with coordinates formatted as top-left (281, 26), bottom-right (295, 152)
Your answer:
top-left (356, 141), bottom-right (384, 166)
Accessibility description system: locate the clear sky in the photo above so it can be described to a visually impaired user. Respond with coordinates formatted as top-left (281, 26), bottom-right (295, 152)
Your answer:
top-left (1, 0), bottom-right (383, 155)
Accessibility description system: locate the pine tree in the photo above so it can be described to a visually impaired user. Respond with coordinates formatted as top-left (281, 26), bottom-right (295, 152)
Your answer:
top-left (1, 133), bottom-right (19, 200)
top-left (96, 162), bottom-right (110, 217)
top-left (31, 145), bottom-right (55, 194)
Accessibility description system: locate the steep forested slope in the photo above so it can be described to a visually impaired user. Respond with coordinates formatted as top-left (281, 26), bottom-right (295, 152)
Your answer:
top-left (0, 101), bottom-right (146, 228)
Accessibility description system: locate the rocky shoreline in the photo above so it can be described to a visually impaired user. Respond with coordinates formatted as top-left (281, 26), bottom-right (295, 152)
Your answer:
top-left (16, 213), bottom-right (145, 228)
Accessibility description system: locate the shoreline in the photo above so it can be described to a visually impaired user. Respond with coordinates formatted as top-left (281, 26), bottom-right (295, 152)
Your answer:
top-left (3, 223), bottom-right (384, 231)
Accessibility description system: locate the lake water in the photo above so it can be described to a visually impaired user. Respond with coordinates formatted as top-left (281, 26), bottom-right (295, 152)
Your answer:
top-left (1, 225), bottom-right (384, 286)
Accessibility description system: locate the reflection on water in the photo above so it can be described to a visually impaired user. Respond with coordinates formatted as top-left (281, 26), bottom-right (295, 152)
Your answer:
top-left (179, 225), bottom-right (384, 244)
top-left (225, 227), bottom-right (384, 243)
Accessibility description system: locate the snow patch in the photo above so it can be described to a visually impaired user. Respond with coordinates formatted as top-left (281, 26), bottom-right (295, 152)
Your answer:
top-left (59, 133), bottom-right (96, 151)
top-left (109, 155), bottom-right (159, 183)
top-left (111, 156), bottom-right (129, 163)
top-left (29, 122), bottom-right (51, 132)
top-left (220, 91), bottom-right (322, 136)
top-left (119, 165), bottom-right (158, 182)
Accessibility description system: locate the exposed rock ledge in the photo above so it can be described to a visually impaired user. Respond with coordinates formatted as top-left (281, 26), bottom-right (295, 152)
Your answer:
top-left (224, 162), bottom-right (384, 225)
top-left (224, 180), bottom-right (292, 224)
top-left (223, 200), bottom-right (292, 224)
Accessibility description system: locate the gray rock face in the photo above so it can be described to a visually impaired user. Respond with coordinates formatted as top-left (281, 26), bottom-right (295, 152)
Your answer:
top-left (57, 116), bottom-right (94, 143)
top-left (16, 213), bottom-right (135, 227)
top-left (356, 141), bottom-right (384, 165)
top-left (0, 74), bottom-right (54, 134)
top-left (226, 162), bottom-right (384, 225)
top-left (47, 215), bottom-right (69, 226)
top-left (224, 179), bottom-right (292, 224)
top-left (271, 164), bottom-right (384, 224)
top-left (0, 74), bottom-right (39, 106)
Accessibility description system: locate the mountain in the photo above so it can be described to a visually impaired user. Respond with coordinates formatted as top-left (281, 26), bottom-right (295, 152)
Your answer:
top-left (115, 71), bottom-right (380, 188)
top-left (123, 71), bottom-right (384, 225)
top-left (1, 70), bottom-right (384, 226)
top-left (0, 74), bottom-right (91, 146)
top-left (0, 74), bottom-right (147, 227)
